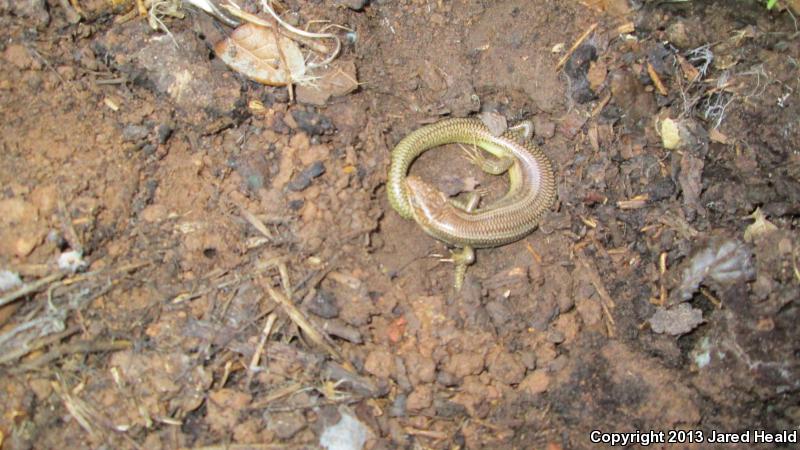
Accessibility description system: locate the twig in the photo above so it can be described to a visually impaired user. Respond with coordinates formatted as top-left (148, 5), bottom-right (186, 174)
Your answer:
top-left (0, 324), bottom-right (80, 365)
top-left (263, 283), bottom-right (355, 373)
top-left (576, 249), bottom-right (616, 337)
top-left (12, 339), bottom-right (132, 373)
top-left (232, 198), bottom-right (274, 240)
top-left (258, 0), bottom-right (341, 68)
top-left (647, 61), bottom-right (668, 96)
top-left (0, 272), bottom-right (65, 309)
top-left (245, 312), bottom-right (277, 388)
top-left (556, 22), bottom-right (598, 71)
top-left (248, 381), bottom-right (304, 409)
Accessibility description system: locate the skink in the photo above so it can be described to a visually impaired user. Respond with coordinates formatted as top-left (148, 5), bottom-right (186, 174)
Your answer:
top-left (387, 117), bottom-right (557, 289)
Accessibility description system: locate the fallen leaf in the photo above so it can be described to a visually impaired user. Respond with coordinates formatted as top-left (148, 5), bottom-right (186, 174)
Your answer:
top-left (215, 23), bottom-right (306, 86)
top-left (670, 238), bottom-right (755, 305)
top-left (743, 207), bottom-right (778, 242)
top-left (295, 60), bottom-right (359, 105)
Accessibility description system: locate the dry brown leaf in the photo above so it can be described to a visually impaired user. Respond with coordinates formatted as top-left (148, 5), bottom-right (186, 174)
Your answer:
top-left (708, 127), bottom-right (729, 144)
top-left (215, 23), bottom-right (306, 86)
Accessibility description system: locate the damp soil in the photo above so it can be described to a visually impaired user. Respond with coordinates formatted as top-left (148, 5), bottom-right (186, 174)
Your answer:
top-left (1, 0), bottom-right (799, 449)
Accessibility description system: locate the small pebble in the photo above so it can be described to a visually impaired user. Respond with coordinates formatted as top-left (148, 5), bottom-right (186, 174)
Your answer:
top-left (287, 161), bottom-right (325, 192)
top-left (306, 289), bottom-right (340, 318)
top-left (291, 110), bottom-right (334, 136)
top-left (122, 124), bottom-right (149, 143)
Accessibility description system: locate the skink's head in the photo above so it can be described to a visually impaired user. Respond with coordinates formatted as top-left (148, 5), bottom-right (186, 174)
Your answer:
top-left (405, 175), bottom-right (449, 225)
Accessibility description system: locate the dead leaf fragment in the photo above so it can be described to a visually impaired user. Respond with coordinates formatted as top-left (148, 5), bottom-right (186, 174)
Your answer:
top-left (215, 23), bottom-right (306, 86)
top-left (660, 118), bottom-right (681, 149)
top-left (295, 60), bottom-right (359, 106)
top-left (743, 207), bottom-right (778, 242)
top-left (708, 128), bottom-right (729, 144)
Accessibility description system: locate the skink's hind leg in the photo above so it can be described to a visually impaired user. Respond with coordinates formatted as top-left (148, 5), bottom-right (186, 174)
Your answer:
top-left (439, 246), bottom-right (475, 291)
top-left (458, 144), bottom-right (514, 176)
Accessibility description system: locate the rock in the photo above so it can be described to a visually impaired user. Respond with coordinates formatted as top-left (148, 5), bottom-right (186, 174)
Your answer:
top-left (485, 300), bottom-right (512, 327)
top-left (288, 161), bottom-right (325, 191)
top-left (575, 297), bottom-right (602, 327)
top-left (13, 232), bottom-right (43, 257)
top-left (206, 389), bottom-right (252, 433)
top-left (533, 116), bottom-right (555, 139)
top-left (666, 21), bottom-right (691, 49)
top-left (291, 109), bottom-right (335, 136)
top-left (558, 109), bottom-right (588, 138)
top-left (649, 304), bottom-right (705, 336)
top-left (0, 198), bottom-right (38, 225)
top-left (320, 319), bottom-right (362, 343)
top-left (364, 349), bottom-right (395, 379)
top-left (3, 44), bottom-right (33, 69)
top-left (564, 44), bottom-right (598, 103)
top-left (305, 289), bottom-right (339, 319)
top-left (141, 204), bottom-right (168, 222)
top-left (319, 409), bottom-right (371, 450)
top-left (444, 352), bottom-right (484, 379)
top-left (267, 411), bottom-right (307, 440)
top-left (406, 384), bottom-right (433, 412)
top-left (518, 370), bottom-right (550, 395)
top-left (157, 124), bottom-right (174, 144)
top-left (487, 351), bottom-right (526, 385)
top-left (122, 124), bottom-right (150, 143)
top-left (404, 352), bottom-right (436, 385)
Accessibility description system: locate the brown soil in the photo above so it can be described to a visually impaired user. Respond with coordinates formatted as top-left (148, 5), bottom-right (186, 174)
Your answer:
top-left (1, 0), bottom-right (799, 449)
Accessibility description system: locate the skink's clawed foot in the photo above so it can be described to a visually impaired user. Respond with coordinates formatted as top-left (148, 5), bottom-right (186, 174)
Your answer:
top-left (458, 144), bottom-right (514, 176)
top-left (444, 246), bottom-right (475, 291)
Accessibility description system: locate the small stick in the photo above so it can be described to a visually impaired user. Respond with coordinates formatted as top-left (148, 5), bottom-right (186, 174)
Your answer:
top-left (0, 272), bottom-right (65, 308)
top-left (233, 199), bottom-right (274, 240)
top-left (12, 339), bottom-right (132, 373)
top-left (245, 312), bottom-right (277, 388)
top-left (263, 283), bottom-right (355, 373)
top-left (576, 249), bottom-right (616, 337)
top-left (647, 61), bottom-right (668, 96)
top-left (556, 22), bottom-right (598, 71)
top-left (0, 325), bottom-right (80, 365)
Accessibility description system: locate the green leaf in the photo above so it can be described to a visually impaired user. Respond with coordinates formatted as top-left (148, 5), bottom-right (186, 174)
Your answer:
top-left (766, 0), bottom-right (778, 9)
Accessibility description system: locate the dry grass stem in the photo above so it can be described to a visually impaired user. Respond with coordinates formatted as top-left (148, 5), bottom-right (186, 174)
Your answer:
top-left (245, 312), bottom-right (278, 387)
top-left (556, 22), bottom-right (599, 71)
top-left (263, 283), bottom-right (355, 373)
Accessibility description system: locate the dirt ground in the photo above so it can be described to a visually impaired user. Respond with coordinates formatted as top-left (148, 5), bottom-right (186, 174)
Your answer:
top-left (1, 0), bottom-right (799, 449)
